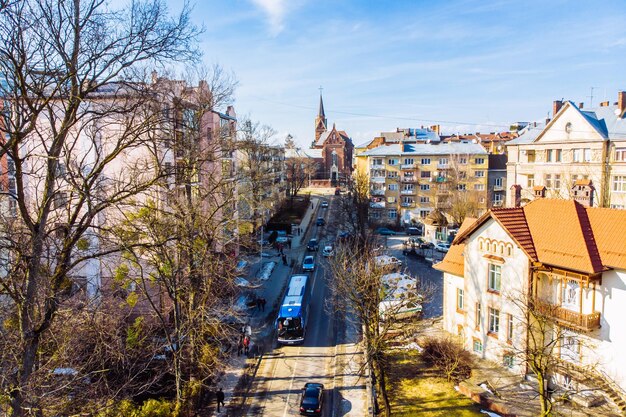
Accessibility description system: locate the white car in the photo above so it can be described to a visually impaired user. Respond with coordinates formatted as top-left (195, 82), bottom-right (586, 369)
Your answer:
top-left (434, 242), bottom-right (451, 253)
top-left (321, 201), bottom-right (329, 208)
top-left (303, 255), bottom-right (315, 272)
top-left (379, 273), bottom-right (423, 320)
top-left (374, 255), bottom-right (402, 269)
top-left (322, 245), bottom-right (334, 257)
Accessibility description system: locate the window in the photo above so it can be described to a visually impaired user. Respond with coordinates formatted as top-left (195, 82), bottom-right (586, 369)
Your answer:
top-left (458, 171), bottom-right (467, 179)
top-left (474, 170), bottom-right (485, 178)
top-left (613, 175), bottom-right (626, 192)
top-left (421, 171), bottom-right (431, 178)
top-left (527, 174), bottom-right (535, 187)
top-left (371, 211), bottom-right (381, 219)
top-left (402, 184), bottom-right (415, 191)
top-left (488, 308), bottom-right (500, 334)
top-left (616, 148), bottom-right (626, 162)
top-left (554, 174), bottom-right (561, 189)
top-left (545, 174), bottom-right (552, 189)
top-left (457, 184), bottom-right (466, 191)
top-left (421, 158), bottom-right (431, 165)
top-left (584, 148), bottom-right (591, 162)
top-left (527, 151), bottom-right (535, 163)
top-left (561, 280), bottom-right (579, 308)
top-left (372, 158), bottom-right (384, 166)
top-left (420, 184), bottom-right (430, 191)
top-left (474, 184), bottom-right (484, 191)
top-left (555, 149), bottom-right (562, 162)
top-left (475, 157), bottom-right (485, 165)
top-left (488, 264), bottom-right (501, 292)
top-left (503, 354), bottom-right (514, 368)
top-left (457, 288), bottom-right (464, 310)
top-left (473, 338), bottom-right (483, 353)
top-left (459, 157), bottom-right (468, 164)
top-left (420, 196), bottom-right (430, 203)
top-left (507, 313), bottom-right (513, 342)
top-left (388, 209), bottom-right (397, 219)
top-left (388, 158), bottom-right (397, 165)
top-left (386, 196), bottom-right (396, 203)
top-left (387, 171), bottom-right (398, 178)
top-left (439, 158), bottom-right (448, 166)
top-left (493, 194), bottom-right (503, 205)
top-left (573, 149), bottom-right (582, 162)
top-left (402, 197), bottom-right (414, 204)
top-left (419, 210), bottom-right (430, 218)
top-left (546, 149), bottom-right (553, 162)
top-left (403, 158), bottom-right (414, 165)
top-left (388, 184), bottom-right (398, 191)
top-left (507, 246), bottom-right (512, 256)
top-left (561, 331), bottom-right (581, 362)
top-left (475, 303), bottom-right (482, 329)
top-left (494, 177), bottom-right (503, 187)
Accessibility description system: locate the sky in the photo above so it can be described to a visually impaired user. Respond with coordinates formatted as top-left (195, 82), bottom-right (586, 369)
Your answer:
top-left (162, 0), bottom-right (626, 148)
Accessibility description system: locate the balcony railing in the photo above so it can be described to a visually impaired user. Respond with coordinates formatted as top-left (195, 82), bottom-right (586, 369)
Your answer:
top-left (493, 185), bottom-right (504, 191)
top-left (401, 163), bottom-right (415, 169)
top-left (437, 164), bottom-right (449, 169)
top-left (401, 189), bottom-right (416, 195)
top-left (431, 176), bottom-right (447, 183)
top-left (534, 300), bottom-right (601, 331)
top-left (401, 177), bottom-right (416, 183)
top-left (401, 202), bottom-right (414, 207)
top-left (370, 163), bottom-right (385, 169)
top-left (370, 189), bottom-right (385, 196)
top-left (370, 176), bottom-right (386, 183)
top-left (370, 202), bottom-right (385, 209)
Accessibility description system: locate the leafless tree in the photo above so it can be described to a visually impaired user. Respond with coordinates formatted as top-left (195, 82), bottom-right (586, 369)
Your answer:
top-left (0, 0), bottom-right (200, 415)
top-left (285, 153), bottom-right (316, 204)
top-left (335, 169), bottom-right (370, 243)
top-left (329, 239), bottom-right (434, 417)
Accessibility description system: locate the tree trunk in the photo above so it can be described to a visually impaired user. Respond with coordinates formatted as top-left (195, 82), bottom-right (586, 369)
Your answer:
top-left (536, 373), bottom-right (552, 417)
top-left (372, 359), bottom-right (391, 417)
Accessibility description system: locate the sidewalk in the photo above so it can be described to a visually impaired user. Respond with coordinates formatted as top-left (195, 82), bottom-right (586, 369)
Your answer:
top-left (203, 197), bottom-right (319, 416)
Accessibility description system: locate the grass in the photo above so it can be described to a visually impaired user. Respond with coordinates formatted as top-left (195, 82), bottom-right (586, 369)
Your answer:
top-left (387, 350), bottom-right (484, 417)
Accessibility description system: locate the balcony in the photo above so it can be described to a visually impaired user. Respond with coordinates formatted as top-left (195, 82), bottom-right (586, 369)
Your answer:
top-left (437, 164), bottom-right (449, 169)
top-left (370, 176), bottom-right (386, 183)
top-left (401, 202), bottom-right (414, 207)
top-left (493, 185), bottom-right (504, 191)
top-left (370, 202), bottom-right (385, 209)
top-left (401, 163), bottom-right (415, 170)
top-left (370, 163), bottom-right (385, 169)
top-left (431, 176), bottom-right (447, 183)
top-left (401, 177), bottom-right (416, 183)
top-left (370, 189), bottom-right (385, 196)
top-left (534, 300), bottom-right (601, 331)
top-left (401, 189), bottom-right (416, 195)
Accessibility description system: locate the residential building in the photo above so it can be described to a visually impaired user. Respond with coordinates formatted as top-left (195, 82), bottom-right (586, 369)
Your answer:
top-left (506, 91), bottom-right (626, 209)
top-left (441, 131), bottom-right (517, 155)
top-left (488, 154), bottom-right (507, 207)
top-left (354, 138), bottom-right (489, 227)
top-left (435, 198), bottom-right (626, 403)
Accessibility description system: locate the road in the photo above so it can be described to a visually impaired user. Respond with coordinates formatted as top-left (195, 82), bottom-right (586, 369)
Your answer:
top-left (242, 191), bottom-right (368, 416)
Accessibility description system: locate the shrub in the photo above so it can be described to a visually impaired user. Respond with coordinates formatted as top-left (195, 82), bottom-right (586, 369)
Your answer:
top-left (422, 337), bottom-right (472, 382)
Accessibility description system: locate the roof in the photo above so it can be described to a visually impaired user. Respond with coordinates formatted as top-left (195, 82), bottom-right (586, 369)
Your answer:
top-left (285, 148), bottom-right (323, 159)
top-left (359, 141), bottom-right (487, 157)
top-left (318, 94), bottom-right (325, 118)
top-left (451, 199), bottom-right (623, 275)
top-left (433, 217), bottom-right (476, 276)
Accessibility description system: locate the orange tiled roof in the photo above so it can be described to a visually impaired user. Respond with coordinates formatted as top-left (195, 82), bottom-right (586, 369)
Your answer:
top-left (434, 217), bottom-right (476, 276)
top-left (575, 179), bottom-right (592, 186)
top-left (491, 207), bottom-right (538, 261)
top-left (586, 206), bottom-right (626, 270)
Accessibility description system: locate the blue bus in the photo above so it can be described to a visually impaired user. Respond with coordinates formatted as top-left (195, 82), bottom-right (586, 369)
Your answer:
top-left (276, 274), bottom-right (311, 345)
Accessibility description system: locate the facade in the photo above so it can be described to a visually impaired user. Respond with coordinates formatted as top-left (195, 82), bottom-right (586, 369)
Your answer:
top-left (354, 139), bottom-right (489, 227)
top-left (488, 154), bottom-right (507, 207)
top-left (506, 91), bottom-right (626, 209)
top-left (435, 198), bottom-right (626, 402)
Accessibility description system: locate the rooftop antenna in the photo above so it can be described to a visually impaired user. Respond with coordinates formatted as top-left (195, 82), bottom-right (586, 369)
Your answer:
top-left (588, 86), bottom-right (596, 108)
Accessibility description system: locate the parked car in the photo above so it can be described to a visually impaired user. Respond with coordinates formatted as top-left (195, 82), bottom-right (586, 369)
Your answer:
top-left (320, 201), bottom-right (329, 208)
top-left (302, 255), bottom-right (315, 272)
top-left (335, 187), bottom-right (341, 195)
top-left (235, 260), bottom-right (249, 275)
top-left (434, 242), bottom-right (451, 253)
top-left (374, 255), bottom-right (402, 269)
top-left (299, 382), bottom-right (325, 416)
top-left (316, 217), bottom-right (325, 226)
top-left (380, 273), bottom-right (423, 320)
top-left (405, 237), bottom-right (425, 247)
top-left (322, 245), bottom-right (334, 257)
top-left (307, 238), bottom-right (319, 251)
top-left (406, 226), bottom-right (421, 235)
top-left (375, 227), bottom-right (396, 236)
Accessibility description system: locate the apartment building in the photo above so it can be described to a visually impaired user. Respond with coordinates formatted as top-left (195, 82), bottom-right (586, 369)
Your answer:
top-left (435, 199), bottom-right (626, 405)
top-left (506, 91), bottom-right (626, 209)
top-left (355, 139), bottom-right (489, 226)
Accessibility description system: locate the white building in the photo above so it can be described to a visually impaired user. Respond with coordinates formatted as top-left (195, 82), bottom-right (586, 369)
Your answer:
top-left (435, 198), bottom-right (626, 407)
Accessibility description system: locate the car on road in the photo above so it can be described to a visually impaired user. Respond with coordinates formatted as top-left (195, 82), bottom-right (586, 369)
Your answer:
top-left (335, 187), bottom-right (341, 195)
top-left (374, 255), bottom-right (402, 269)
top-left (406, 226), bottom-right (421, 235)
top-left (375, 227), bottom-right (396, 236)
top-left (299, 382), bottom-right (324, 416)
top-left (307, 238), bottom-right (319, 251)
top-left (320, 201), bottom-right (329, 208)
top-left (434, 242), bottom-right (451, 253)
top-left (322, 245), bottom-right (334, 257)
top-left (302, 255), bottom-right (315, 272)
top-left (316, 217), bottom-right (325, 226)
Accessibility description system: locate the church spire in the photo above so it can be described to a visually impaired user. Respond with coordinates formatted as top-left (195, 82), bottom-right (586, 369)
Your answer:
top-left (318, 93), bottom-right (325, 119)
top-left (315, 89), bottom-right (328, 142)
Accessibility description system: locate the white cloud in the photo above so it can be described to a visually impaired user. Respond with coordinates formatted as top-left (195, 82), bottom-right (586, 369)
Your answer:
top-left (250, 0), bottom-right (289, 35)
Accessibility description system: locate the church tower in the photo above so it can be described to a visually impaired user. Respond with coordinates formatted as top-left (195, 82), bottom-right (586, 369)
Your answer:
top-left (315, 93), bottom-right (327, 141)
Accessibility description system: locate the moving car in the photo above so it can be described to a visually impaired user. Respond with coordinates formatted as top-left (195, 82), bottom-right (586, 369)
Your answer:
top-left (316, 217), bottom-right (325, 226)
top-left (299, 382), bottom-right (324, 416)
top-left (307, 238), bottom-right (319, 251)
top-left (302, 255), bottom-right (315, 272)
top-left (375, 227), bottom-right (396, 236)
top-left (322, 245), bottom-right (334, 257)
top-left (435, 242), bottom-right (451, 253)
top-left (320, 201), bottom-right (329, 208)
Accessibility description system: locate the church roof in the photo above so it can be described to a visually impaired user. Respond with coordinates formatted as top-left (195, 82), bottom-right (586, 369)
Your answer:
top-left (318, 94), bottom-right (325, 118)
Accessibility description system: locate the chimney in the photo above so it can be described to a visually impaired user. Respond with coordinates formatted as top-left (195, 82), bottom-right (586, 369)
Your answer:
top-left (618, 91), bottom-right (626, 117)
top-left (510, 184), bottom-right (522, 207)
top-left (553, 100), bottom-right (563, 117)
top-left (571, 179), bottom-right (595, 207)
top-left (578, 102), bottom-right (584, 109)
top-left (600, 101), bottom-right (610, 107)
top-left (534, 185), bottom-right (546, 198)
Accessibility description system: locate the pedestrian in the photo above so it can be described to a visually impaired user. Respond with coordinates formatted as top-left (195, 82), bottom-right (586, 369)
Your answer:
top-left (288, 239), bottom-right (292, 249)
top-left (256, 297), bottom-right (262, 311)
top-left (260, 297), bottom-right (266, 312)
top-left (243, 336), bottom-right (250, 355)
top-left (216, 387), bottom-right (225, 412)
top-left (237, 336), bottom-right (243, 356)
top-left (282, 254), bottom-right (287, 265)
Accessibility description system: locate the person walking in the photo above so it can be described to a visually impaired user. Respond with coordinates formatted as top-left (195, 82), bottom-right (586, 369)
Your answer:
top-left (260, 297), bottom-right (266, 312)
top-left (216, 387), bottom-right (225, 412)
top-left (237, 336), bottom-right (243, 356)
top-left (243, 336), bottom-right (250, 356)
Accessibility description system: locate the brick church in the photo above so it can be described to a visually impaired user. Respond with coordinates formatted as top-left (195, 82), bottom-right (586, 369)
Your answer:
top-left (310, 94), bottom-right (354, 186)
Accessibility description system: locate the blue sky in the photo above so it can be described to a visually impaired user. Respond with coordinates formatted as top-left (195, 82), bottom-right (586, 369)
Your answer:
top-left (167, 0), bottom-right (626, 147)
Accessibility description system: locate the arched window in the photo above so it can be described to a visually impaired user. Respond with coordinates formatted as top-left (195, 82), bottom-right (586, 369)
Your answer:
top-left (499, 244), bottom-right (504, 254)
top-left (507, 245), bottom-right (513, 256)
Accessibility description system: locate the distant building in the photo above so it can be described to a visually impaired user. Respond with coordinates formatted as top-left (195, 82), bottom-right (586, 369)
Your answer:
top-left (506, 91), bottom-right (626, 209)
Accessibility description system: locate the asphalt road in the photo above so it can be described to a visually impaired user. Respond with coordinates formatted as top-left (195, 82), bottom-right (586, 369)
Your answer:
top-left (242, 193), bottom-right (367, 416)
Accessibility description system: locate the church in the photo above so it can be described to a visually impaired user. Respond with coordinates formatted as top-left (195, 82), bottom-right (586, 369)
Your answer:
top-left (309, 94), bottom-right (354, 186)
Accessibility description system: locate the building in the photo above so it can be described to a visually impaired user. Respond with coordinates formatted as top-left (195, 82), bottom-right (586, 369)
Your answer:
top-left (354, 138), bottom-right (489, 228)
top-left (435, 198), bottom-right (626, 405)
top-left (488, 154), bottom-right (507, 207)
top-left (506, 91), bottom-right (626, 209)
top-left (442, 131), bottom-right (517, 155)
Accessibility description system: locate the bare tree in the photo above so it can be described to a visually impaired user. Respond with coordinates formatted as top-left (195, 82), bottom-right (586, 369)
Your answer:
top-left (335, 169), bottom-right (370, 243)
top-left (0, 0), bottom-right (200, 415)
top-left (329, 239), bottom-right (434, 417)
top-left (285, 153), bottom-right (316, 205)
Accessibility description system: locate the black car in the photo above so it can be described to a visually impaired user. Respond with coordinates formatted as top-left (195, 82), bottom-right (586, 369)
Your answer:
top-left (316, 217), bottom-right (325, 226)
top-left (406, 226), bottom-right (421, 235)
top-left (299, 382), bottom-right (324, 416)
top-left (307, 238), bottom-right (319, 251)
